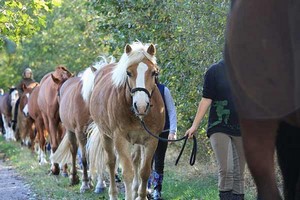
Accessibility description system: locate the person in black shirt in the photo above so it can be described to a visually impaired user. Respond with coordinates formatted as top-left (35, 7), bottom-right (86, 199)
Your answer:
top-left (185, 59), bottom-right (245, 200)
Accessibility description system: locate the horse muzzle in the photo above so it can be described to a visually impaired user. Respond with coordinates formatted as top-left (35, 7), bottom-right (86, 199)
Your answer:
top-left (133, 102), bottom-right (150, 118)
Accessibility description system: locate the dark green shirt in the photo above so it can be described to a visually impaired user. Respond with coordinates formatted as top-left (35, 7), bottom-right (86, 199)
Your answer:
top-left (202, 60), bottom-right (240, 137)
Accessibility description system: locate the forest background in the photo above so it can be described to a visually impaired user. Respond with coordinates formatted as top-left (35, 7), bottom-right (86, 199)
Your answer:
top-left (1, 0), bottom-right (230, 162)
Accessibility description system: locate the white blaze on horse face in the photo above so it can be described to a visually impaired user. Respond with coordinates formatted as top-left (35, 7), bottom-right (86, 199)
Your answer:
top-left (22, 93), bottom-right (30, 116)
top-left (23, 104), bottom-right (29, 117)
top-left (132, 62), bottom-right (150, 115)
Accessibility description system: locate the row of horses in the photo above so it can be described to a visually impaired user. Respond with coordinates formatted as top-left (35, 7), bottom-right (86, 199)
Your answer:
top-left (0, 42), bottom-right (165, 200)
top-left (2, 1), bottom-right (300, 197)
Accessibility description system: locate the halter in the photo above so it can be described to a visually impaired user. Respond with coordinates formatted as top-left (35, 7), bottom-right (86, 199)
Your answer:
top-left (126, 77), bottom-right (152, 99)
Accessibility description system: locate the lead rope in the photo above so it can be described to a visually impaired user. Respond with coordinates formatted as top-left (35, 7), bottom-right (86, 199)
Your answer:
top-left (140, 119), bottom-right (197, 166)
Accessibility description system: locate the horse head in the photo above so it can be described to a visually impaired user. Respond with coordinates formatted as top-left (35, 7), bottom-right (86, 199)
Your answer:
top-left (21, 82), bottom-right (39, 117)
top-left (51, 66), bottom-right (73, 90)
top-left (113, 42), bottom-right (159, 118)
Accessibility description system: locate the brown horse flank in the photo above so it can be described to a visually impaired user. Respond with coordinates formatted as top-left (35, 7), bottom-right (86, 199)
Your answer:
top-left (26, 85), bottom-right (49, 165)
top-left (0, 88), bottom-right (19, 141)
top-left (17, 82), bottom-right (39, 150)
top-left (226, 1), bottom-right (300, 199)
top-left (37, 66), bottom-right (73, 174)
top-left (88, 42), bottom-right (165, 200)
top-left (51, 61), bottom-right (108, 193)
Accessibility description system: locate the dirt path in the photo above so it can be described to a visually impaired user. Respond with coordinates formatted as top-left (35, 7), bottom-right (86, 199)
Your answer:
top-left (0, 157), bottom-right (35, 200)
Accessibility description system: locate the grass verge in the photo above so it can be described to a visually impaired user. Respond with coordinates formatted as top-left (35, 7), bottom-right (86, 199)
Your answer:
top-left (0, 136), bottom-right (257, 199)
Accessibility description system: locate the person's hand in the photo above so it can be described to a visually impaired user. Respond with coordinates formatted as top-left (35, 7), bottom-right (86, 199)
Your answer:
top-left (168, 133), bottom-right (176, 144)
top-left (185, 125), bottom-right (197, 139)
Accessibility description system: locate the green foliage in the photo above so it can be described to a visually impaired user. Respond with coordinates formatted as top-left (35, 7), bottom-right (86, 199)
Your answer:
top-left (1, 0), bottom-right (231, 161)
top-left (0, 0), bottom-right (58, 89)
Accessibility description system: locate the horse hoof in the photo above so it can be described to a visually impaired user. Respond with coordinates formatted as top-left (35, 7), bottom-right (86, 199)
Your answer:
top-left (94, 187), bottom-right (105, 194)
top-left (80, 185), bottom-right (91, 193)
top-left (51, 163), bottom-right (60, 175)
top-left (61, 172), bottom-right (68, 178)
top-left (69, 174), bottom-right (80, 185)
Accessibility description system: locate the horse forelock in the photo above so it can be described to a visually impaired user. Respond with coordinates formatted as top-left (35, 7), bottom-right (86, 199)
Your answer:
top-left (112, 42), bottom-right (157, 87)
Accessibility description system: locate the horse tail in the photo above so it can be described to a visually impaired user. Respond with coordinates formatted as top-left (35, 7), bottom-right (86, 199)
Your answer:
top-left (86, 121), bottom-right (105, 181)
top-left (50, 132), bottom-right (72, 165)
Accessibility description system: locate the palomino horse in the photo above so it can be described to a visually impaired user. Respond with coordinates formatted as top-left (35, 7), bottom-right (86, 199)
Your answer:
top-left (89, 42), bottom-right (165, 200)
top-left (226, 0), bottom-right (300, 199)
top-left (0, 88), bottom-right (18, 141)
top-left (37, 66), bottom-right (73, 174)
top-left (51, 61), bottom-right (108, 193)
top-left (25, 85), bottom-right (48, 165)
top-left (17, 82), bottom-right (39, 150)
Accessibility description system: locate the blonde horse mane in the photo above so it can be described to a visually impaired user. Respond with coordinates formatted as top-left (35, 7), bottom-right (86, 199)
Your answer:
top-left (112, 42), bottom-right (157, 87)
top-left (81, 56), bottom-right (115, 102)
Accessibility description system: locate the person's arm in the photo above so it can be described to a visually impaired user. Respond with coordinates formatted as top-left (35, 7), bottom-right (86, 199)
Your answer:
top-left (185, 97), bottom-right (212, 138)
top-left (163, 87), bottom-right (177, 140)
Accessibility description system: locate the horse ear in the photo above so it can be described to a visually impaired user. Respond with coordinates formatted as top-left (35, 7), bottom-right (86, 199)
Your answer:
top-left (125, 44), bottom-right (132, 54)
top-left (90, 66), bottom-right (97, 73)
top-left (22, 84), bottom-right (27, 91)
top-left (51, 74), bottom-right (61, 84)
top-left (147, 44), bottom-right (156, 56)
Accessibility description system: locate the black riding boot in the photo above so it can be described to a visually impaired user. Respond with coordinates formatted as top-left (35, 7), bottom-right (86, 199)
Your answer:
top-left (232, 193), bottom-right (244, 200)
top-left (219, 191), bottom-right (232, 200)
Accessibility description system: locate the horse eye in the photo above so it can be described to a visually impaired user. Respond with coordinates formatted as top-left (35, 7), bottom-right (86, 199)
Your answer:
top-left (126, 71), bottom-right (132, 77)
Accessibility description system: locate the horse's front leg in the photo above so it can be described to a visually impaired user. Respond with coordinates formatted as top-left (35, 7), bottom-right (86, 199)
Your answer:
top-left (137, 139), bottom-right (157, 200)
top-left (115, 134), bottom-right (134, 200)
top-left (131, 145), bottom-right (142, 199)
top-left (240, 119), bottom-right (281, 200)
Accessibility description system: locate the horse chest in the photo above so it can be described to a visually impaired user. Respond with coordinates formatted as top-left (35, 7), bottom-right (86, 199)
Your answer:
top-left (126, 130), bottom-right (150, 145)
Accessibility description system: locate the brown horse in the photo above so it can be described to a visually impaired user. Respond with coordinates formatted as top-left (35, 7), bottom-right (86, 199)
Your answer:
top-left (226, 1), bottom-right (300, 199)
top-left (0, 88), bottom-right (18, 141)
top-left (17, 82), bottom-right (39, 150)
top-left (88, 42), bottom-right (165, 200)
top-left (25, 85), bottom-right (49, 165)
top-left (51, 61), bottom-right (108, 193)
top-left (37, 66), bottom-right (73, 174)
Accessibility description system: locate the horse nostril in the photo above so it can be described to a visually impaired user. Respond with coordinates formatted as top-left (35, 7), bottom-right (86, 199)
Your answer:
top-left (134, 102), bottom-right (138, 111)
top-left (145, 102), bottom-right (150, 112)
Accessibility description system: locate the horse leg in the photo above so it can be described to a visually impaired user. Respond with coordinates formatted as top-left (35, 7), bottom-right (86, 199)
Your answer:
top-left (276, 121), bottom-right (300, 200)
top-left (131, 145), bottom-right (141, 199)
top-left (137, 140), bottom-right (157, 200)
top-left (2, 114), bottom-right (11, 140)
top-left (103, 135), bottom-right (118, 200)
top-left (68, 130), bottom-right (79, 185)
top-left (114, 135), bottom-right (134, 200)
top-left (38, 119), bottom-right (47, 165)
top-left (240, 119), bottom-right (281, 200)
top-left (48, 118), bottom-right (60, 175)
top-left (28, 118), bottom-right (35, 152)
top-left (76, 130), bottom-right (90, 193)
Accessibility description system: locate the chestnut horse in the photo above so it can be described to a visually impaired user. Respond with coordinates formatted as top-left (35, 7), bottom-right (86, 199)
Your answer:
top-left (51, 61), bottom-right (108, 193)
top-left (17, 82), bottom-right (39, 150)
top-left (0, 88), bottom-right (18, 141)
top-left (25, 85), bottom-right (49, 165)
top-left (88, 42), bottom-right (165, 200)
top-left (37, 66), bottom-right (73, 174)
top-left (226, 0), bottom-right (300, 199)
